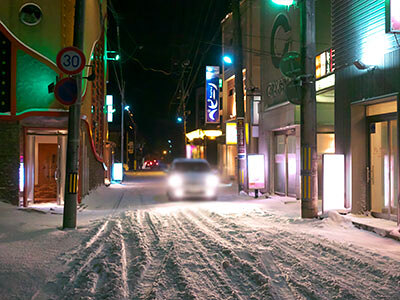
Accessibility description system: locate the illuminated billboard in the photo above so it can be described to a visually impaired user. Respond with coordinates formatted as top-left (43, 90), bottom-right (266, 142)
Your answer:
top-left (205, 66), bottom-right (220, 123)
top-left (248, 154), bottom-right (265, 189)
top-left (226, 122), bottom-right (237, 144)
top-left (323, 154), bottom-right (345, 212)
top-left (315, 49), bottom-right (334, 79)
top-left (386, 0), bottom-right (400, 32)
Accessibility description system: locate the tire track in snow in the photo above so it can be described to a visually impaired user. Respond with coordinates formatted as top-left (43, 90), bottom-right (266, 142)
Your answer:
top-left (168, 214), bottom-right (242, 300)
top-left (52, 218), bottom-right (131, 299)
top-left (187, 208), bottom-right (400, 300)
top-left (129, 211), bottom-right (180, 300)
top-left (173, 211), bottom-right (273, 299)
top-left (204, 207), bottom-right (398, 300)
top-left (186, 209), bottom-right (297, 300)
top-left (116, 220), bottom-right (129, 299)
top-left (53, 220), bottom-right (112, 299)
top-left (262, 230), bottom-right (400, 300)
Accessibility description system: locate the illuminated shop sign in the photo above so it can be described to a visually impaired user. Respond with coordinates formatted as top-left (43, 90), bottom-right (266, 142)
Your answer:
top-left (205, 66), bottom-right (220, 123)
top-left (316, 74), bottom-right (335, 92)
top-left (106, 95), bottom-right (115, 122)
top-left (247, 154), bottom-right (265, 189)
top-left (112, 163), bottom-right (123, 181)
top-left (226, 122), bottom-right (237, 144)
top-left (387, 0), bottom-right (400, 32)
top-left (323, 154), bottom-right (345, 212)
top-left (316, 49), bottom-right (334, 79)
top-left (225, 122), bottom-right (249, 145)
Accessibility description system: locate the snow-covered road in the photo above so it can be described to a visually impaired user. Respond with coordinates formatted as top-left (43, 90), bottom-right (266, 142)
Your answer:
top-left (51, 205), bottom-right (400, 300)
top-left (1, 171), bottom-right (400, 300)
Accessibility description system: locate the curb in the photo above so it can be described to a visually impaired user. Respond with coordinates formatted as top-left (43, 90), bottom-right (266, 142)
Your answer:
top-left (351, 220), bottom-right (400, 242)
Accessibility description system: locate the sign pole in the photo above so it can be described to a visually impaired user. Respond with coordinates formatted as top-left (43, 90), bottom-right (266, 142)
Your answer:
top-left (232, 0), bottom-right (247, 193)
top-left (63, 0), bottom-right (85, 229)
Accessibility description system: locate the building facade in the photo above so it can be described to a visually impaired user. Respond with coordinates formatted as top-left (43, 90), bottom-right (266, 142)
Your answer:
top-left (332, 0), bottom-right (400, 223)
top-left (258, 0), bottom-right (333, 199)
top-left (220, 0), bottom-right (262, 183)
top-left (0, 0), bottom-right (110, 206)
top-left (220, 0), bottom-right (333, 196)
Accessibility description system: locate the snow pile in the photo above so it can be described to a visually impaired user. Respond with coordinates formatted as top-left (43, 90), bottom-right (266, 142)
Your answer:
top-left (321, 210), bottom-right (353, 228)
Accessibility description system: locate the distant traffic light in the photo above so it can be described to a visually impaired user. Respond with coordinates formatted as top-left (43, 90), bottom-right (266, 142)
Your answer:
top-left (176, 116), bottom-right (183, 123)
top-left (107, 51), bottom-right (120, 61)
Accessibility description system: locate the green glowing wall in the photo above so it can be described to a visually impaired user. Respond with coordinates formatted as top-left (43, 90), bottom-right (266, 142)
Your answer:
top-left (16, 50), bottom-right (59, 114)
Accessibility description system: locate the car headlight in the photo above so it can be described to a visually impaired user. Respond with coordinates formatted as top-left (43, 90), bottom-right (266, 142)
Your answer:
top-left (168, 174), bottom-right (183, 187)
top-left (206, 174), bottom-right (219, 188)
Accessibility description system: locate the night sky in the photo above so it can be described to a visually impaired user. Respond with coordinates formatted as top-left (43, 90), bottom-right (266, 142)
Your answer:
top-left (107, 0), bottom-right (231, 158)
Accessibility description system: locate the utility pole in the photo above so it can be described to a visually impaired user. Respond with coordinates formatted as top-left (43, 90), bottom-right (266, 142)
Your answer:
top-left (183, 101), bottom-right (187, 154)
top-left (63, 0), bottom-right (85, 229)
top-left (121, 98), bottom-right (125, 173)
top-left (232, 0), bottom-right (247, 193)
top-left (117, 24), bottom-right (126, 180)
top-left (300, 0), bottom-right (318, 218)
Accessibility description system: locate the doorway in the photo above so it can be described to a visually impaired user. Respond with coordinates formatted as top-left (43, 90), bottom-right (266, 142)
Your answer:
top-left (274, 129), bottom-right (296, 197)
top-left (25, 130), bottom-right (67, 205)
top-left (368, 119), bottom-right (398, 220)
top-left (35, 143), bottom-right (58, 201)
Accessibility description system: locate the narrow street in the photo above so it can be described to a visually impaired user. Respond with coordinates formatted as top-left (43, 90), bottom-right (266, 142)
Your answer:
top-left (6, 171), bottom-right (393, 300)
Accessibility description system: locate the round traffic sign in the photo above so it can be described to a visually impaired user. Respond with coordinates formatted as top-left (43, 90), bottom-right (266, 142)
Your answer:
top-left (56, 46), bottom-right (86, 75)
top-left (279, 51), bottom-right (302, 78)
top-left (54, 77), bottom-right (78, 106)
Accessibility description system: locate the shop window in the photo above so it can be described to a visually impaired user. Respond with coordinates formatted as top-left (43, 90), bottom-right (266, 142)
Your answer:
top-left (316, 88), bottom-right (334, 103)
top-left (19, 3), bottom-right (42, 26)
top-left (366, 101), bottom-right (396, 116)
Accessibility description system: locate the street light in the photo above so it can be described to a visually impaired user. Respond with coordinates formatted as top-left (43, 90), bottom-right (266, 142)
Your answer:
top-left (223, 55), bottom-right (233, 64)
top-left (272, 0), bottom-right (295, 5)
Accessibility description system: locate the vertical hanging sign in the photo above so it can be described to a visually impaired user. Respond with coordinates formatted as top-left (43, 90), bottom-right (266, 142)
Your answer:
top-left (205, 66), bottom-right (220, 123)
top-left (386, 0), bottom-right (400, 32)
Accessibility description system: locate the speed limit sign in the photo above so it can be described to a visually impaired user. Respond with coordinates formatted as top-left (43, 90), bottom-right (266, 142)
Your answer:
top-left (56, 46), bottom-right (86, 75)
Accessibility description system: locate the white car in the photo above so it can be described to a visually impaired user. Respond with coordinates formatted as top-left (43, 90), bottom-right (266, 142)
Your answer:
top-left (166, 158), bottom-right (219, 200)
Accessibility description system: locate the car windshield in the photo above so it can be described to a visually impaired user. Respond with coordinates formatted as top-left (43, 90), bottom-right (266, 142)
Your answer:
top-left (173, 162), bottom-right (210, 172)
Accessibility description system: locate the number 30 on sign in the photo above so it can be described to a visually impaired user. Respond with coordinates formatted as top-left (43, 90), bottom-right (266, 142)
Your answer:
top-left (56, 46), bottom-right (86, 75)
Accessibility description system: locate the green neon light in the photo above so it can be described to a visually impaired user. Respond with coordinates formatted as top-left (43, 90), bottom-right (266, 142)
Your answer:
top-left (272, 0), bottom-right (294, 5)
top-left (15, 108), bottom-right (68, 116)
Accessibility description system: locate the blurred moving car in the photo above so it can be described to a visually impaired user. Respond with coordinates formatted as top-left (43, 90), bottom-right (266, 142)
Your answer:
top-left (166, 158), bottom-right (219, 200)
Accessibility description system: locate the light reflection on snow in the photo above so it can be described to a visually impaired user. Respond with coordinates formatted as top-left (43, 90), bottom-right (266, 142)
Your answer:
top-left (151, 200), bottom-right (266, 216)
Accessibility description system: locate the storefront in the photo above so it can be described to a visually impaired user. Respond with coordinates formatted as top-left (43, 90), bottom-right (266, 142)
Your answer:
top-left (23, 128), bottom-right (67, 206)
top-left (351, 95), bottom-right (399, 221)
top-left (185, 129), bottom-right (222, 166)
top-left (332, 0), bottom-right (400, 223)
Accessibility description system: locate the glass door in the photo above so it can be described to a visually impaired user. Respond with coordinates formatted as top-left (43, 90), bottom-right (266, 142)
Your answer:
top-left (389, 120), bottom-right (398, 215)
top-left (287, 135), bottom-right (297, 197)
top-left (369, 120), bottom-right (398, 218)
top-left (274, 131), bottom-right (297, 196)
top-left (56, 135), bottom-right (67, 205)
top-left (274, 135), bottom-right (286, 195)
